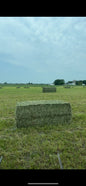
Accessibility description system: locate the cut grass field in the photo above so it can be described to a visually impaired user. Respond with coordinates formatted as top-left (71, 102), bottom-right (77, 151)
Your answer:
top-left (0, 86), bottom-right (86, 169)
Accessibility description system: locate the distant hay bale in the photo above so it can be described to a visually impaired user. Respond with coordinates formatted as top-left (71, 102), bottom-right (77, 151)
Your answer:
top-left (42, 87), bottom-right (56, 93)
top-left (64, 86), bottom-right (71, 88)
top-left (16, 100), bottom-right (72, 128)
top-left (24, 86), bottom-right (29, 88)
top-left (16, 86), bottom-right (20, 88)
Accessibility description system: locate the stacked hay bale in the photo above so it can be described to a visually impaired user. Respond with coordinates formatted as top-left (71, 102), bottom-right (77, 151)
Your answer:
top-left (16, 100), bottom-right (72, 128)
top-left (42, 87), bottom-right (56, 93)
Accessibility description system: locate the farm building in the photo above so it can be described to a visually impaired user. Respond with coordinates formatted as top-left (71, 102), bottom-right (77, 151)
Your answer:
top-left (66, 80), bottom-right (76, 86)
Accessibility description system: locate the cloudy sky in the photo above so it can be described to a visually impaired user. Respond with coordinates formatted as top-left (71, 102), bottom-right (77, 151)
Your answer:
top-left (0, 16), bottom-right (86, 84)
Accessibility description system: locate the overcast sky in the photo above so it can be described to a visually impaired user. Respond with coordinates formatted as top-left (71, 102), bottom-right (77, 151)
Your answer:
top-left (0, 16), bottom-right (86, 84)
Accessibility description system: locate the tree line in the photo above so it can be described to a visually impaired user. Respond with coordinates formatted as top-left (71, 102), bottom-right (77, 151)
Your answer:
top-left (53, 79), bottom-right (86, 85)
top-left (1, 79), bottom-right (86, 86)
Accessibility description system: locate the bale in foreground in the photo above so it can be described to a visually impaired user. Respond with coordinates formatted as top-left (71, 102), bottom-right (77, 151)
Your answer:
top-left (16, 100), bottom-right (72, 128)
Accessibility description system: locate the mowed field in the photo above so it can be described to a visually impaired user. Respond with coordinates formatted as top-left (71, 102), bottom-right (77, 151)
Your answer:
top-left (0, 85), bottom-right (86, 169)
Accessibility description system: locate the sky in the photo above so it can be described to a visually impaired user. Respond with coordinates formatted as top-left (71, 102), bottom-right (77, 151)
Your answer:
top-left (0, 16), bottom-right (86, 84)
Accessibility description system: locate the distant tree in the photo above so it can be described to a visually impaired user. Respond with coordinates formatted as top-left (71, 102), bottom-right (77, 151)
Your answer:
top-left (76, 80), bottom-right (83, 85)
top-left (27, 82), bottom-right (33, 85)
top-left (83, 80), bottom-right (86, 85)
top-left (53, 79), bottom-right (65, 85)
top-left (4, 82), bottom-right (7, 84)
top-left (67, 81), bottom-right (73, 84)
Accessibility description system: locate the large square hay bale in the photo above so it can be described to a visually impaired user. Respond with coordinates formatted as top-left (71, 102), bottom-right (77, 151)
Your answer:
top-left (42, 87), bottom-right (56, 93)
top-left (16, 100), bottom-right (72, 128)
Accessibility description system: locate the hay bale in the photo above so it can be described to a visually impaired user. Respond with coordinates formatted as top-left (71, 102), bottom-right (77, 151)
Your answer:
top-left (24, 86), bottom-right (29, 88)
top-left (16, 100), bottom-right (72, 128)
top-left (64, 86), bottom-right (71, 88)
top-left (42, 87), bottom-right (56, 93)
top-left (16, 86), bottom-right (20, 88)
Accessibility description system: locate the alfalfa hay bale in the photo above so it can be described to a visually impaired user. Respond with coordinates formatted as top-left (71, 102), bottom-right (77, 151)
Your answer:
top-left (16, 100), bottom-right (72, 128)
top-left (42, 87), bottom-right (56, 93)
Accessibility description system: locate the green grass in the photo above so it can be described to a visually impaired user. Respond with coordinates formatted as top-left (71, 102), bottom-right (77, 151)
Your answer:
top-left (0, 86), bottom-right (86, 169)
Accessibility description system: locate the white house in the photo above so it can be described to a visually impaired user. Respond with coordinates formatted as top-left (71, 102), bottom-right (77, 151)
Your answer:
top-left (67, 80), bottom-right (76, 86)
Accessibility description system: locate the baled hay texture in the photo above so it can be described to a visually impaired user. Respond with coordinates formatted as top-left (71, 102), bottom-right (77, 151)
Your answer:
top-left (42, 87), bottom-right (56, 93)
top-left (16, 100), bottom-right (72, 128)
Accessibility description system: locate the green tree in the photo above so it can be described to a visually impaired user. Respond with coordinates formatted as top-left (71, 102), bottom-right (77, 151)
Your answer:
top-left (67, 81), bottom-right (73, 84)
top-left (83, 80), bottom-right (86, 85)
top-left (53, 79), bottom-right (65, 85)
top-left (76, 80), bottom-right (83, 85)
top-left (4, 82), bottom-right (7, 84)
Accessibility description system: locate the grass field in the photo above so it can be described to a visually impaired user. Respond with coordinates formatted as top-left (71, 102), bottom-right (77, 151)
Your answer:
top-left (0, 85), bottom-right (86, 169)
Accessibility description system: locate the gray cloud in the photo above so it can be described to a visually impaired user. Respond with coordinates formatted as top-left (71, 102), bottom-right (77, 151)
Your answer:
top-left (0, 17), bottom-right (86, 83)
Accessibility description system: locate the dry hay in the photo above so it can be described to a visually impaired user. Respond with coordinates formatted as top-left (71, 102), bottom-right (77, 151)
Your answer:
top-left (16, 100), bottom-right (72, 128)
top-left (42, 87), bottom-right (56, 93)
top-left (64, 86), bottom-right (71, 88)
top-left (16, 86), bottom-right (20, 88)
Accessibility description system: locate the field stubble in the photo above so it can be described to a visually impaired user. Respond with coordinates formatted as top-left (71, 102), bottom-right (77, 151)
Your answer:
top-left (0, 86), bottom-right (86, 169)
